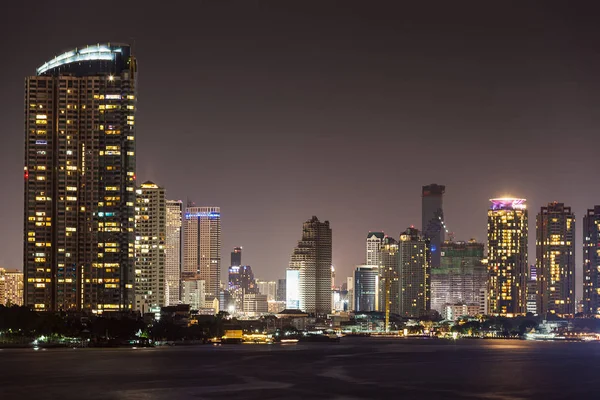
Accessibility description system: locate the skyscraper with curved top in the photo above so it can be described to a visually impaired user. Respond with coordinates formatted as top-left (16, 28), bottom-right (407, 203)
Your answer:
top-left (24, 43), bottom-right (137, 312)
top-left (487, 198), bottom-right (528, 316)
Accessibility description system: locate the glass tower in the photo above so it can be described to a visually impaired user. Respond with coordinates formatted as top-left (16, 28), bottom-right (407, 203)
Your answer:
top-left (422, 184), bottom-right (445, 269)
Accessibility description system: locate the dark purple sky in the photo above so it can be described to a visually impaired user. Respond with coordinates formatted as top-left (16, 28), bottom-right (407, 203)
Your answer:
top-left (2, 1), bottom-right (600, 296)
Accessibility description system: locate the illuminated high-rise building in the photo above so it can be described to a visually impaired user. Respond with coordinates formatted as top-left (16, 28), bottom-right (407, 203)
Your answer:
top-left (487, 198), bottom-right (528, 316)
top-left (354, 265), bottom-right (379, 312)
top-left (0, 268), bottom-right (24, 306)
top-left (398, 227), bottom-right (431, 317)
top-left (536, 202), bottom-right (575, 317)
top-left (231, 247), bottom-right (242, 267)
top-left (583, 206), bottom-right (600, 316)
top-left (286, 267), bottom-right (300, 309)
top-left (228, 265), bottom-right (256, 312)
top-left (366, 232), bottom-right (385, 266)
top-left (184, 206), bottom-right (221, 300)
top-left (23, 43), bottom-right (137, 312)
top-left (134, 182), bottom-right (166, 314)
top-left (165, 200), bottom-right (182, 305)
top-left (422, 184), bottom-right (445, 269)
top-left (378, 236), bottom-right (399, 316)
top-left (289, 216), bottom-right (332, 315)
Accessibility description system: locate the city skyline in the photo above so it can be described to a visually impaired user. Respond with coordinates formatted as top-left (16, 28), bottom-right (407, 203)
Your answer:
top-left (2, 2), bottom-right (600, 293)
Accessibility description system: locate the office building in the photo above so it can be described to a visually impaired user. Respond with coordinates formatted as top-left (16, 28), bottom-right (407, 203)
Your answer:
top-left (24, 43), bottom-right (137, 311)
top-left (535, 202), bottom-right (575, 317)
top-left (422, 184), bottom-right (445, 269)
top-left (228, 265), bottom-right (256, 312)
top-left (276, 278), bottom-right (286, 302)
top-left (289, 216), bottom-right (332, 315)
top-left (0, 268), bottom-right (24, 306)
top-left (231, 247), bottom-right (242, 267)
top-left (184, 206), bottom-right (221, 300)
top-left (165, 200), bottom-right (182, 306)
top-left (379, 236), bottom-right (399, 316)
top-left (488, 198), bottom-right (528, 316)
top-left (430, 240), bottom-right (486, 314)
top-left (583, 206), bottom-right (600, 316)
top-left (134, 182), bottom-right (166, 314)
top-left (286, 267), bottom-right (300, 309)
top-left (243, 293), bottom-right (268, 315)
top-left (256, 280), bottom-right (277, 301)
top-left (366, 232), bottom-right (385, 266)
top-left (398, 227), bottom-right (431, 317)
top-left (181, 279), bottom-right (205, 311)
top-left (354, 265), bottom-right (379, 312)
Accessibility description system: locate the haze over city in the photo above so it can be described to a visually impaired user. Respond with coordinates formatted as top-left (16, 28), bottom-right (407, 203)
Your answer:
top-left (2, 1), bottom-right (600, 291)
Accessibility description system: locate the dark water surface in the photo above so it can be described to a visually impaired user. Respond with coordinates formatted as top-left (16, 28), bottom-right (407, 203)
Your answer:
top-left (0, 338), bottom-right (598, 399)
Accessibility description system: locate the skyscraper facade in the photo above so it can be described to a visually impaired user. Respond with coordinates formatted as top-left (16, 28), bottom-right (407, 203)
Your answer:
top-left (0, 268), bottom-right (24, 306)
top-left (430, 240), bottom-right (486, 314)
top-left (289, 216), bottom-right (332, 315)
top-left (487, 198), bottom-right (528, 316)
top-left (256, 280), bottom-right (277, 301)
top-left (134, 182), bottom-right (166, 313)
top-left (536, 202), bottom-right (575, 317)
top-left (366, 232), bottom-right (385, 266)
top-left (422, 184), bottom-right (445, 269)
top-left (184, 206), bottom-right (221, 299)
top-left (24, 43), bottom-right (137, 312)
top-left (354, 265), bottom-right (379, 312)
top-left (165, 200), bottom-right (182, 306)
top-left (398, 227), bottom-right (431, 317)
top-left (228, 265), bottom-right (256, 312)
top-left (378, 236), bottom-right (399, 316)
top-left (276, 278), bottom-right (286, 302)
top-left (231, 247), bottom-right (242, 267)
top-left (583, 206), bottom-right (600, 316)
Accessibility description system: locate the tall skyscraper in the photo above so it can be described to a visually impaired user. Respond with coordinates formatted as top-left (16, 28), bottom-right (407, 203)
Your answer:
top-left (487, 198), bottom-right (528, 316)
top-left (535, 202), bottom-right (575, 317)
top-left (134, 182), bottom-right (166, 314)
top-left (378, 236), bottom-right (399, 317)
top-left (184, 206), bottom-right (221, 300)
top-left (24, 43), bottom-right (137, 312)
top-left (422, 184), bottom-right (445, 269)
top-left (289, 216), bottom-right (332, 315)
top-left (366, 232), bottom-right (385, 266)
top-left (231, 247), bottom-right (242, 267)
top-left (398, 227), bottom-right (431, 317)
top-left (0, 268), bottom-right (24, 306)
top-left (583, 206), bottom-right (600, 316)
top-left (354, 265), bottom-right (379, 312)
top-left (165, 200), bottom-right (182, 306)
top-left (430, 240), bottom-right (486, 314)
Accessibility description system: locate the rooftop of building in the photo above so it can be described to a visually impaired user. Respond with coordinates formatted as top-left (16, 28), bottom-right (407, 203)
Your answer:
top-left (489, 197), bottom-right (527, 211)
top-left (36, 43), bottom-right (132, 77)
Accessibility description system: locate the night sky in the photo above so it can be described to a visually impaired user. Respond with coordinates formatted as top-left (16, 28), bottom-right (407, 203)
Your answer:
top-left (2, 1), bottom-right (600, 296)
